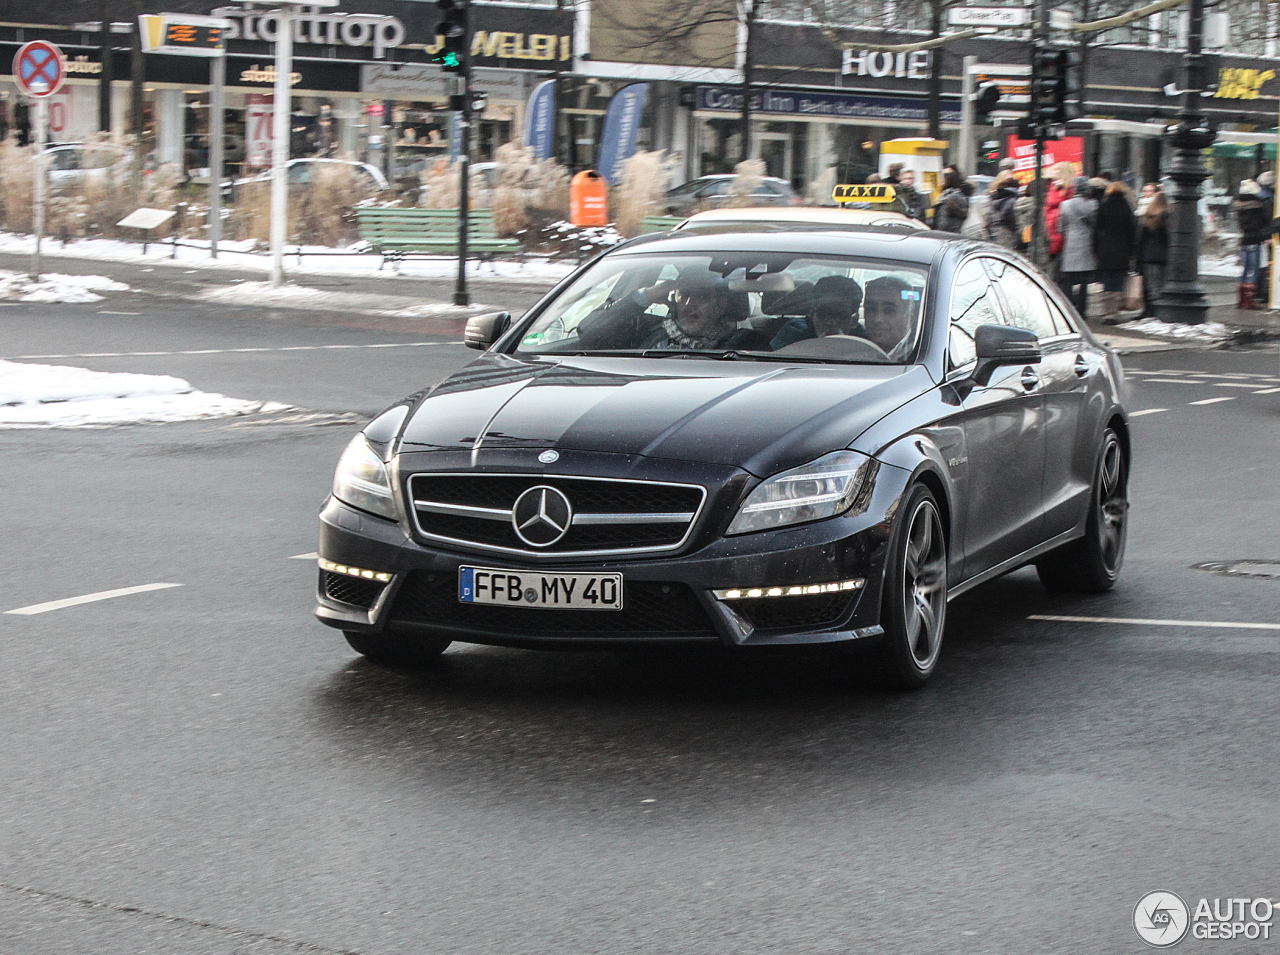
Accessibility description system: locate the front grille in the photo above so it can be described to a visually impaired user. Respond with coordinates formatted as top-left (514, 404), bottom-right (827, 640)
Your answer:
top-left (322, 570), bottom-right (386, 610)
top-left (389, 570), bottom-right (718, 638)
top-left (731, 591), bottom-right (858, 631)
top-left (408, 474), bottom-right (706, 556)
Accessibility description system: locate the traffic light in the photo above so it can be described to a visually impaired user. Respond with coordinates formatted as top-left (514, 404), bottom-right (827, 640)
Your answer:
top-left (1030, 47), bottom-right (1072, 127)
top-left (974, 81), bottom-right (1001, 125)
top-left (432, 0), bottom-right (468, 74)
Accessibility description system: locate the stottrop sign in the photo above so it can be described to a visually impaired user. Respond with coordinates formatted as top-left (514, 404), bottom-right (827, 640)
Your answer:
top-left (13, 40), bottom-right (66, 98)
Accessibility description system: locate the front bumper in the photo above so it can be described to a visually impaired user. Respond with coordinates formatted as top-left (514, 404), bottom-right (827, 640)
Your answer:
top-left (315, 460), bottom-right (909, 649)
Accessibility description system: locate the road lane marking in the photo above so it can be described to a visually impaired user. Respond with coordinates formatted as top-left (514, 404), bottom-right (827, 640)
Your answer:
top-left (1029, 614), bottom-right (1280, 631)
top-left (6, 583), bottom-right (183, 616)
top-left (1129, 408), bottom-right (1167, 417)
top-left (97, 311), bottom-right (141, 316)
top-left (1214, 382), bottom-right (1265, 388)
top-left (4, 342), bottom-right (464, 360)
top-left (290, 552), bottom-right (319, 560)
top-left (1254, 387), bottom-right (1280, 394)
top-left (1140, 379), bottom-right (1202, 385)
top-left (1188, 397), bottom-right (1235, 405)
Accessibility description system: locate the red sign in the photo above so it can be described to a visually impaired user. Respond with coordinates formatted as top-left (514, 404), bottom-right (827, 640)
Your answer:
top-left (13, 40), bottom-right (66, 98)
top-left (246, 94), bottom-right (273, 167)
top-left (1004, 136), bottom-right (1085, 185)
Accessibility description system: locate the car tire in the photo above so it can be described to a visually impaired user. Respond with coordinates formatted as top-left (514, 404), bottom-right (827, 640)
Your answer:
top-left (1035, 427), bottom-right (1128, 593)
top-left (874, 484), bottom-right (948, 689)
top-left (344, 631), bottom-right (452, 666)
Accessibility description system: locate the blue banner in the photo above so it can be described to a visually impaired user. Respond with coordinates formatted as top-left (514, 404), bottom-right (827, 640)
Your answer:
top-left (523, 79), bottom-right (556, 161)
top-left (596, 82), bottom-right (650, 187)
top-left (695, 86), bottom-right (962, 125)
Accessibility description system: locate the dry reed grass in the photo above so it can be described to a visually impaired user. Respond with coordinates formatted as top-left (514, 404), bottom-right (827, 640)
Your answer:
top-left (614, 150), bottom-right (677, 237)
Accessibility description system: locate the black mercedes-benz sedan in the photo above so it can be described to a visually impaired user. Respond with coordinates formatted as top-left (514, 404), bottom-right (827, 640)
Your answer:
top-left (316, 229), bottom-right (1129, 687)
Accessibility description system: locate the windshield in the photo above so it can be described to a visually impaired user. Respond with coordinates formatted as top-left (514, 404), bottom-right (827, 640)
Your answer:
top-left (516, 252), bottom-right (928, 364)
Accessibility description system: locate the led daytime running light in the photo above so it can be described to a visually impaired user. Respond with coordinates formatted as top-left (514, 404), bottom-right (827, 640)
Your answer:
top-left (319, 558), bottom-right (392, 583)
top-left (714, 579), bottom-right (864, 600)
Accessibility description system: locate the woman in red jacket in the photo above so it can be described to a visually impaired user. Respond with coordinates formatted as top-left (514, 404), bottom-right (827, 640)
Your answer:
top-left (1044, 162), bottom-right (1075, 277)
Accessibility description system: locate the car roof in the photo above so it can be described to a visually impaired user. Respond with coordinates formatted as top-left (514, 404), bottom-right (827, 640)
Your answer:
top-left (675, 207), bottom-right (926, 231)
top-left (684, 174), bottom-right (793, 185)
top-left (612, 228), bottom-right (969, 266)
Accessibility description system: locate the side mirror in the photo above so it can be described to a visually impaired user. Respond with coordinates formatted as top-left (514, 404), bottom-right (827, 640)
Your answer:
top-left (463, 311), bottom-right (511, 350)
top-left (972, 324), bottom-right (1040, 386)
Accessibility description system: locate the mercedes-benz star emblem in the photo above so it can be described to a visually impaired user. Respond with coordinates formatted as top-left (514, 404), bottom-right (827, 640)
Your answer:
top-left (538, 449), bottom-right (559, 464)
top-left (511, 486), bottom-right (573, 547)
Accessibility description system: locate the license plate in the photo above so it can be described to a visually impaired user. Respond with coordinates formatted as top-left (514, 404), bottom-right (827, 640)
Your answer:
top-left (458, 567), bottom-right (623, 610)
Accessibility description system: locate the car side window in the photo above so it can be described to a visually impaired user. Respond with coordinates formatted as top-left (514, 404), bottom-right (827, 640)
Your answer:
top-left (948, 257), bottom-right (1004, 370)
top-left (985, 260), bottom-right (1058, 340)
top-left (701, 180), bottom-right (730, 197)
top-left (1046, 295), bottom-right (1078, 335)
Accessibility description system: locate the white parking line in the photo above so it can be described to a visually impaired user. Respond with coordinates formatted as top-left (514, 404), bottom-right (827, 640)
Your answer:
top-left (1129, 408), bottom-right (1167, 417)
top-left (5, 583), bottom-right (183, 616)
top-left (1029, 614), bottom-right (1280, 631)
top-left (289, 552), bottom-right (319, 560)
top-left (4, 342), bottom-right (463, 360)
top-left (1188, 396), bottom-right (1236, 405)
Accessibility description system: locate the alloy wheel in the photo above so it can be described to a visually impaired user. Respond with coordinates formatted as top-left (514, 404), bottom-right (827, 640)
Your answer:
top-left (901, 499), bottom-right (947, 670)
top-left (1097, 433), bottom-right (1128, 574)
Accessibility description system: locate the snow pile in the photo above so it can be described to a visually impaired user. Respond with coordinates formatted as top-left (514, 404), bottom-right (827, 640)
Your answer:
top-left (0, 359), bottom-right (291, 427)
top-left (1198, 253), bottom-right (1242, 278)
top-left (201, 280), bottom-right (331, 306)
top-left (0, 270), bottom-right (130, 304)
top-left (1118, 318), bottom-right (1233, 342)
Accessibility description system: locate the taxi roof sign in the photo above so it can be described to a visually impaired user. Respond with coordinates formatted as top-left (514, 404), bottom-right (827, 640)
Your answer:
top-left (834, 184), bottom-right (898, 204)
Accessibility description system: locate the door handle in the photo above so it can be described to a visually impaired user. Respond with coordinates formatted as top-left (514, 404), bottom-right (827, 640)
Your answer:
top-left (1021, 367), bottom-right (1040, 390)
top-left (1074, 354), bottom-right (1090, 377)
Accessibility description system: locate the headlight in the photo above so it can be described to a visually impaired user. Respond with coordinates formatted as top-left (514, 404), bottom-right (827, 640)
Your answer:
top-left (726, 450), bottom-right (873, 535)
top-left (332, 433), bottom-right (397, 520)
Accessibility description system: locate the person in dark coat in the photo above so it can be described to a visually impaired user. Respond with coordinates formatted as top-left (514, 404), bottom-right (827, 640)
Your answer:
top-left (895, 169), bottom-right (930, 222)
top-left (985, 172), bottom-right (1021, 250)
top-left (1233, 179), bottom-right (1270, 310)
top-left (1135, 189), bottom-right (1169, 318)
top-left (577, 269), bottom-right (766, 352)
top-left (1057, 176), bottom-right (1097, 317)
top-left (1093, 180), bottom-right (1137, 323)
top-left (931, 165), bottom-right (971, 234)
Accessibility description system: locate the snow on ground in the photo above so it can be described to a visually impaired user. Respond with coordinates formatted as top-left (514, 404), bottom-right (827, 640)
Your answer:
top-left (1117, 318), bottom-right (1233, 342)
top-left (0, 232), bottom-right (577, 285)
top-left (0, 359), bottom-right (291, 428)
top-left (0, 270), bottom-right (130, 304)
top-left (1198, 252), bottom-right (1243, 278)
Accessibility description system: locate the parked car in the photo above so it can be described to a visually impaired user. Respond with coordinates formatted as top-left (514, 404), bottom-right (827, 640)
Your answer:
top-left (672, 206), bottom-right (927, 233)
top-left (316, 228), bottom-right (1130, 688)
top-left (232, 158), bottom-right (390, 194)
top-left (663, 174), bottom-right (799, 216)
top-left (46, 143), bottom-right (131, 189)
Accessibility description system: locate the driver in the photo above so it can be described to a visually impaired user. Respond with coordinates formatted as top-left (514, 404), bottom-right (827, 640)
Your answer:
top-left (861, 275), bottom-right (922, 359)
top-left (578, 268), bottom-right (766, 351)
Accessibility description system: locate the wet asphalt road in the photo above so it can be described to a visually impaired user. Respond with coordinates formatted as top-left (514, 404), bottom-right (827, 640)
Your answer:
top-left (2, 296), bottom-right (1278, 954)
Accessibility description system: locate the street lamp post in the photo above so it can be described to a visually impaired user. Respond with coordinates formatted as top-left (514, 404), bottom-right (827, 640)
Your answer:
top-left (1156, 0), bottom-right (1216, 324)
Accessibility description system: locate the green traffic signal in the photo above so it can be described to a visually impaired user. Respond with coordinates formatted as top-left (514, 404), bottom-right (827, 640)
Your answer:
top-left (443, 51), bottom-right (459, 67)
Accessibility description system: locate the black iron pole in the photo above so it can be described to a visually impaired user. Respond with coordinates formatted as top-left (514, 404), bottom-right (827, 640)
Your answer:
top-left (1156, 0), bottom-right (1215, 323)
top-left (454, 37), bottom-right (471, 307)
top-left (98, 0), bottom-right (113, 133)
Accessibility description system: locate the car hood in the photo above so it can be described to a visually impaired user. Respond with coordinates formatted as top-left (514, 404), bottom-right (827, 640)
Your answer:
top-left (398, 354), bottom-right (932, 475)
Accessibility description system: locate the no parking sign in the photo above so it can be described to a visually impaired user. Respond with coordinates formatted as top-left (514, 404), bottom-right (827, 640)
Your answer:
top-left (13, 40), bottom-right (66, 98)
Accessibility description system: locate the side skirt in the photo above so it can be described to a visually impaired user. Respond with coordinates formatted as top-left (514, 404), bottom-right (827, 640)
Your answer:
top-left (945, 527), bottom-right (1083, 601)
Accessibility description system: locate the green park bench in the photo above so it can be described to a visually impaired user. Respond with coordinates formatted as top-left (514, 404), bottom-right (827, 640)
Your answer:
top-left (355, 207), bottom-right (522, 269)
top-left (640, 215), bottom-right (684, 233)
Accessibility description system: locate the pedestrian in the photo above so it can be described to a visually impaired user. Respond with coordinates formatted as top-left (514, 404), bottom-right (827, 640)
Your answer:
top-left (985, 171), bottom-right (1021, 250)
top-left (1232, 178), bottom-right (1269, 310)
top-left (1057, 175), bottom-right (1098, 317)
top-left (885, 162), bottom-right (903, 184)
top-left (1044, 162), bottom-right (1075, 274)
top-left (1136, 181), bottom-right (1160, 217)
top-left (1094, 180), bottom-right (1138, 323)
top-left (1135, 187), bottom-right (1169, 318)
top-left (998, 157), bottom-right (1016, 175)
top-left (1014, 178), bottom-right (1044, 253)
top-left (931, 165), bottom-right (971, 234)
top-left (896, 168), bottom-right (929, 222)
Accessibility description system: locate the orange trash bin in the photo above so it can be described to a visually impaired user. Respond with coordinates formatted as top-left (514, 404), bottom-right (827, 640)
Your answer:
top-left (570, 170), bottom-right (609, 226)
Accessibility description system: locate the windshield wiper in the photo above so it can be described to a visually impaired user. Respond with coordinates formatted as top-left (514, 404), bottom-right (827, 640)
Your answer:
top-left (640, 349), bottom-right (742, 360)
